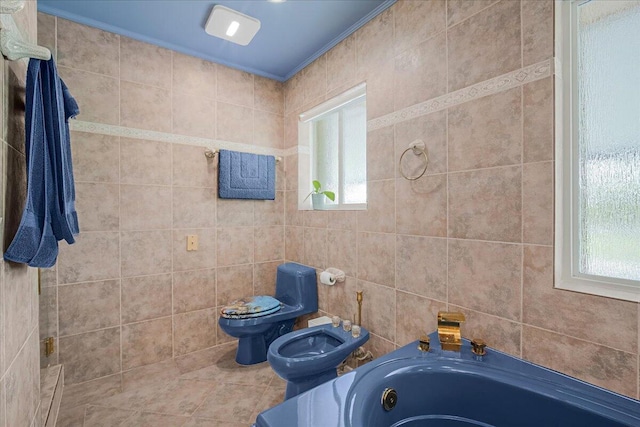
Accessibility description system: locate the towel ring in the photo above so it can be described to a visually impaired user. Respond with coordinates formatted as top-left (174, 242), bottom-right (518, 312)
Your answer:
top-left (399, 141), bottom-right (428, 181)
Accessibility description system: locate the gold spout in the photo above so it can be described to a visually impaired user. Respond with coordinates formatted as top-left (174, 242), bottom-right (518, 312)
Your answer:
top-left (356, 291), bottom-right (363, 326)
top-left (437, 311), bottom-right (465, 352)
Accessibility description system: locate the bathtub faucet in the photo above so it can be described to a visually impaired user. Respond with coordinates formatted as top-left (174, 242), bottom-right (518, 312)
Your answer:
top-left (437, 311), bottom-right (465, 352)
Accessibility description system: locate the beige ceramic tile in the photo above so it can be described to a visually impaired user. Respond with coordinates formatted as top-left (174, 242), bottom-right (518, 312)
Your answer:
top-left (326, 38), bottom-right (356, 93)
top-left (217, 198), bottom-right (254, 226)
top-left (120, 37), bottom-right (172, 89)
top-left (448, 87), bottom-right (522, 171)
top-left (39, 285), bottom-right (57, 340)
top-left (285, 190), bottom-right (303, 227)
top-left (122, 359), bottom-right (180, 391)
top-left (120, 138), bottom-right (172, 186)
top-left (357, 232), bottom-right (395, 287)
top-left (70, 132), bottom-right (119, 183)
top-left (172, 144), bottom-right (217, 188)
top-left (328, 210), bottom-right (357, 231)
top-left (172, 52), bottom-right (217, 98)
top-left (304, 210), bottom-right (328, 229)
top-left (303, 227), bottom-right (327, 269)
top-left (522, 0), bottom-right (554, 66)
top-left (284, 73), bottom-right (303, 115)
top-left (172, 187), bottom-right (216, 229)
top-left (356, 8), bottom-right (394, 75)
top-left (87, 407), bottom-right (139, 427)
top-left (319, 276), bottom-right (356, 321)
top-left (172, 228), bottom-right (216, 271)
top-left (450, 305), bottom-right (521, 356)
top-left (285, 226), bottom-right (304, 264)
top-left (59, 327), bottom-right (120, 384)
top-left (327, 230), bottom-right (357, 278)
top-left (254, 110), bottom-right (284, 149)
top-left (217, 227), bottom-right (254, 267)
top-left (58, 66), bottom-right (119, 125)
top-left (395, 174), bottom-right (447, 237)
top-left (173, 309), bottom-right (217, 356)
top-left (523, 245), bottom-right (638, 354)
top-left (57, 232), bottom-right (120, 284)
top-left (217, 264), bottom-right (253, 306)
top-left (121, 230), bottom-right (172, 277)
top-left (396, 291), bottom-right (446, 346)
top-left (255, 192), bottom-right (284, 226)
top-left (122, 317), bottom-right (173, 370)
top-left (173, 269), bottom-right (216, 314)
top-left (217, 65), bottom-right (254, 108)
top-left (254, 261), bottom-right (281, 296)
top-left (191, 382), bottom-right (265, 422)
top-left (255, 226), bottom-right (284, 262)
top-left (357, 179), bottom-right (395, 233)
top-left (123, 411), bottom-right (189, 427)
top-left (120, 184), bottom-right (172, 230)
top-left (446, 0), bottom-right (497, 27)
top-left (522, 162), bottom-right (553, 245)
top-left (447, 0), bottom-right (521, 91)
top-left (448, 166), bottom-right (522, 242)
top-left (522, 326), bottom-right (637, 398)
top-left (55, 405), bottom-right (86, 427)
top-left (367, 126), bottom-right (395, 181)
top-left (122, 274), bottom-right (172, 323)
top-left (58, 279), bottom-right (120, 336)
top-left (96, 380), bottom-right (160, 411)
top-left (284, 113), bottom-right (299, 149)
top-left (394, 0), bottom-right (446, 52)
top-left (3, 262), bottom-right (34, 365)
top-left (303, 56), bottom-right (327, 104)
top-left (57, 18), bottom-right (119, 77)
top-left (217, 102), bottom-right (253, 144)
top-left (5, 62), bottom-right (27, 153)
top-left (395, 110), bottom-right (447, 177)
top-left (120, 81), bottom-right (172, 132)
top-left (367, 333), bottom-right (396, 360)
top-left (254, 76), bottom-right (284, 115)
top-left (363, 61), bottom-right (395, 120)
top-left (523, 77), bottom-right (554, 163)
top-left (37, 12), bottom-right (55, 56)
top-left (4, 332), bottom-right (39, 427)
top-left (181, 347), bottom-right (274, 386)
top-left (396, 235), bottom-right (447, 300)
top-left (171, 92), bottom-right (216, 139)
top-left (394, 33), bottom-right (447, 110)
top-left (448, 239), bottom-right (522, 321)
top-left (59, 373), bottom-right (121, 410)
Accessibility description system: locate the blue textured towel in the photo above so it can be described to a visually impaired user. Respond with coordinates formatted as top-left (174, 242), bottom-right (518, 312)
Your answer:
top-left (218, 149), bottom-right (275, 200)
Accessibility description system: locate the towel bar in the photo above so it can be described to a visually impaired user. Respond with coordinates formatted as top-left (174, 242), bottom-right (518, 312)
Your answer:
top-left (204, 149), bottom-right (281, 163)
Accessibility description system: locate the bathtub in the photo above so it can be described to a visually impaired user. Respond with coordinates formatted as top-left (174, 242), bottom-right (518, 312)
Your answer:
top-left (255, 332), bottom-right (640, 426)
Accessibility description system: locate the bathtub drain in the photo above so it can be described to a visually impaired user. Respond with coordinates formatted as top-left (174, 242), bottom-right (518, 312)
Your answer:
top-left (381, 388), bottom-right (397, 411)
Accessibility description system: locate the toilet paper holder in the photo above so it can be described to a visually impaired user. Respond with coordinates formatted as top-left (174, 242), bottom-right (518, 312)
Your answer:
top-left (321, 268), bottom-right (345, 285)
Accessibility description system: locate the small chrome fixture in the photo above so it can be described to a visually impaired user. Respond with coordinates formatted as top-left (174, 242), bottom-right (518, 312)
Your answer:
top-left (437, 311), bottom-right (465, 352)
top-left (381, 388), bottom-right (397, 411)
top-left (205, 5), bottom-right (261, 46)
top-left (418, 335), bottom-right (430, 352)
top-left (471, 338), bottom-right (487, 360)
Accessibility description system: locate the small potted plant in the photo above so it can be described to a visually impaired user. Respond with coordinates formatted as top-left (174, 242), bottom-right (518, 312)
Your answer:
top-left (304, 180), bottom-right (335, 210)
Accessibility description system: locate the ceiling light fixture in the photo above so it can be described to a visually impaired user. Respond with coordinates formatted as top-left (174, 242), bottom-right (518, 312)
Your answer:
top-left (205, 5), bottom-right (261, 46)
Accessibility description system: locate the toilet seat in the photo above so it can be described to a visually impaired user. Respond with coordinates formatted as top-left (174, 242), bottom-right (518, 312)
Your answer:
top-left (221, 295), bottom-right (282, 319)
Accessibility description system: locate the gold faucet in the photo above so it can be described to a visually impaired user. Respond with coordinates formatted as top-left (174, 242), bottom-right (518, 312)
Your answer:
top-left (437, 311), bottom-right (465, 351)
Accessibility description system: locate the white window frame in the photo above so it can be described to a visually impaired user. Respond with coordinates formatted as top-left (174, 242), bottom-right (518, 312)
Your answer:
top-left (555, 0), bottom-right (640, 302)
top-left (298, 83), bottom-right (367, 211)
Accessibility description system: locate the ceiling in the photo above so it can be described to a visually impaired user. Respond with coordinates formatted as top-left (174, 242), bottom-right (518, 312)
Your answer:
top-left (38, 0), bottom-right (396, 82)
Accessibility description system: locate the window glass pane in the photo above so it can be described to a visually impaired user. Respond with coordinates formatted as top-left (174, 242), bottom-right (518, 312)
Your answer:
top-left (577, 0), bottom-right (640, 281)
top-left (313, 112), bottom-right (339, 202)
top-left (342, 99), bottom-right (367, 204)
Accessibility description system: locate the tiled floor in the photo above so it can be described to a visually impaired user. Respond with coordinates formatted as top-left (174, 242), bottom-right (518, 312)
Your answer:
top-left (56, 344), bottom-right (286, 426)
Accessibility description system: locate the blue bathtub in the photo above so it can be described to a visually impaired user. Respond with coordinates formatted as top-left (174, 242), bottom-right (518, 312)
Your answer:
top-left (255, 332), bottom-right (640, 426)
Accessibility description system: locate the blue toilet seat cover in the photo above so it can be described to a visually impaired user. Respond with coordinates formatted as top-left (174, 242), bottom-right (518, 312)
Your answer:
top-left (221, 295), bottom-right (282, 319)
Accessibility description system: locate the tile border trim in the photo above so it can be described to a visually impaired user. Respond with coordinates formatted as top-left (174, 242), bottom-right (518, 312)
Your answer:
top-left (366, 58), bottom-right (553, 131)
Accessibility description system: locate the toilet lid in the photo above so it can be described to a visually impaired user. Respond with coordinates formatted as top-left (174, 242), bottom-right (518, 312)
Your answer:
top-left (220, 295), bottom-right (282, 319)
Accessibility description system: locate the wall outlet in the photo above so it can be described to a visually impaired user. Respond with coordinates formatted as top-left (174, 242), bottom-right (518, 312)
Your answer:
top-left (187, 235), bottom-right (198, 251)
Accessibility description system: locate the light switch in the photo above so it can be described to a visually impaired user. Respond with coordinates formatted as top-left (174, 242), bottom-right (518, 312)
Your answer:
top-left (187, 235), bottom-right (198, 251)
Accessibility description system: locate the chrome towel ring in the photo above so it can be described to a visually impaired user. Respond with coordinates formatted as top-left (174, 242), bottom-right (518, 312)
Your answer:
top-left (399, 140), bottom-right (428, 180)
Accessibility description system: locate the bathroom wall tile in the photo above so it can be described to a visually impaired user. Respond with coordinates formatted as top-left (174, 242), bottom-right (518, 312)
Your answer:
top-left (285, 191), bottom-right (303, 227)
top-left (356, 8), bottom-right (394, 75)
top-left (120, 138), bottom-right (171, 185)
top-left (394, 33), bottom-right (447, 110)
top-left (396, 292), bottom-right (446, 347)
top-left (522, 162), bottom-right (553, 245)
top-left (328, 210), bottom-right (357, 232)
top-left (57, 18), bottom-right (119, 77)
top-left (358, 179), bottom-right (395, 233)
top-left (254, 76), bottom-right (284, 115)
top-left (396, 235), bottom-right (447, 301)
top-left (171, 92), bottom-right (216, 139)
top-left (120, 184), bottom-right (172, 230)
top-left (122, 274), bottom-right (172, 323)
top-left (523, 245), bottom-right (638, 354)
top-left (58, 279), bottom-right (120, 336)
top-left (0, 376), bottom-right (4, 427)
top-left (284, 113), bottom-right (299, 150)
top-left (394, 0), bottom-right (445, 53)
top-left (285, 226), bottom-right (304, 264)
top-left (173, 309), bottom-right (217, 356)
top-left (304, 56), bottom-right (327, 104)
top-left (37, 12), bottom-right (56, 57)
top-left (217, 227), bottom-right (254, 267)
top-left (4, 332), bottom-right (39, 427)
top-left (173, 228), bottom-right (216, 271)
top-left (367, 333), bottom-right (396, 360)
top-left (363, 61), bottom-right (395, 120)
top-left (58, 66), bottom-right (119, 125)
top-left (216, 317), bottom-right (236, 346)
top-left (367, 126), bottom-right (395, 181)
top-left (450, 305), bottom-right (521, 356)
top-left (122, 317), bottom-right (173, 370)
top-left (59, 374), bottom-right (121, 411)
top-left (522, 0), bottom-right (554, 66)
top-left (523, 77), bottom-right (554, 163)
top-left (120, 81), bottom-right (172, 132)
top-left (172, 52), bottom-right (217, 98)
top-left (319, 275), bottom-right (356, 321)
top-left (395, 110), bottom-right (447, 177)
top-left (327, 230), bottom-right (357, 278)
top-left (121, 230), bottom-right (172, 277)
top-left (359, 280), bottom-right (395, 342)
top-left (39, 286), bottom-right (57, 340)
top-left (172, 144), bottom-right (217, 188)
top-left (447, 0), bottom-right (521, 91)
top-left (255, 226), bottom-right (284, 262)
top-left (304, 210), bottom-right (328, 229)
top-left (395, 174), bottom-right (447, 237)
top-left (3, 262), bottom-right (34, 366)
top-left (120, 37), bottom-right (172, 89)
top-left (173, 187), bottom-right (216, 229)
top-left (304, 227), bottom-right (327, 269)
top-left (71, 132), bottom-right (119, 183)
top-left (75, 182), bottom-right (119, 231)
top-left (254, 110), bottom-right (284, 149)
top-left (40, 265), bottom-right (57, 288)
top-left (217, 65), bottom-right (254, 108)
top-left (217, 264), bottom-right (253, 306)
top-left (284, 154), bottom-right (297, 191)
top-left (254, 261), bottom-right (281, 297)
top-left (326, 38), bottom-right (356, 93)
top-left (56, 405), bottom-right (86, 427)
top-left (5, 61), bottom-right (27, 153)
top-left (122, 359), bottom-right (180, 391)
top-left (192, 382), bottom-right (264, 422)
top-left (448, 166), bottom-right (522, 242)
top-left (448, 87), bottom-right (522, 171)
top-left (59, 327), bottom-right (120, 384)
top-left (173, 269), bottom-right (216, 314)
top-left (522, 326), bottom-right (637, 398)
top-left (57, 232), bottom-right (120, 284)
top-left (255, 192), bottom-right (284, 226)
top-left (217, 199), bottom-right (254, 226)
top-left (217, 102), bottom-right (253, 144)
top-left (448, 239), bottom-right (521, 321)
top-left (284, 73), bottom-right (303, 115)
top-left (357, 232), bottom-right (395, 288)
top-left (446, 0), bottom-right (497, 27)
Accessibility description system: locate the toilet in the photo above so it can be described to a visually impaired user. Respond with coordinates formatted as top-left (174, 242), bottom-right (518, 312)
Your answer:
top-left (218, 262), bottom-right (318, 365)
top-left (267, 323), bottom-right (369, 400)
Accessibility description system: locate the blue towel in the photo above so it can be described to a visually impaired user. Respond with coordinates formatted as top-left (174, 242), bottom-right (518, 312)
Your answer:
top-left (218, 149), bottom-right (275, 200)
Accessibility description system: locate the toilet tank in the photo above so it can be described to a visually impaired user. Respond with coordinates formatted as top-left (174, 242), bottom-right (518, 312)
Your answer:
top-left (275, 263), bottom-right (318, 313)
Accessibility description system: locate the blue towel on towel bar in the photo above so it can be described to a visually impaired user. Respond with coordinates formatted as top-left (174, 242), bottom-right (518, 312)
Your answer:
top-left (218, 149), bottom-right (276, 200)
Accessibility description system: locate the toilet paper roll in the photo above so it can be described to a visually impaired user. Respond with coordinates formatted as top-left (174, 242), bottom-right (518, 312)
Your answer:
top-left (320, 271), bottom-right (337, 286)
